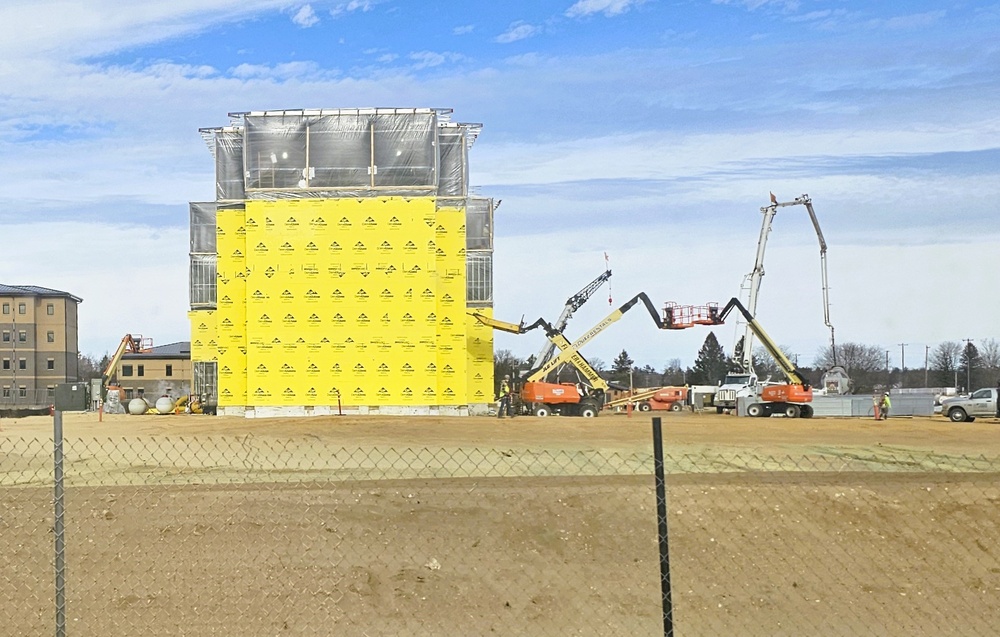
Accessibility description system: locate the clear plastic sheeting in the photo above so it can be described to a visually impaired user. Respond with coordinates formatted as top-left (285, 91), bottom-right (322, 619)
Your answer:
top-left (189, 202), bottom-right (217, 254)
top-left (243, 111), bottom-right (439, 191)
top-left (189, 254), bottom-right (217, 308)
top-left (371, 113), bottom-right (437, 187)
top-left (305, 114), bottom-right (372, 188)
top-left (244, 115), bottom-right (308, 190)
top-left (215, 130), bottom-right (245, 200)
top-left (466, 198), bottom-right (493, 250)
top-left (467, 251), bottom-right (493, 306)
top-left (219, 109), bottom-right (483, 198)
top-left (438, 125), bottom-right (468, 197)
top-left (193, 361), bottom-right (218, 406)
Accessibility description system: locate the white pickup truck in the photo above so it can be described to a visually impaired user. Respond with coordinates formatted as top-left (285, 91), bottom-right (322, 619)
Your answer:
top-left (940, 388), bottom-right (997, 422)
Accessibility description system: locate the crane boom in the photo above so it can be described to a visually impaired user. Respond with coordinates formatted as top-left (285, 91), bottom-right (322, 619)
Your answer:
top-left (531, 292), bottom-right (664, 382)
top-left (738, 193), bottom-right (837, 372)
top-left (102, 334), bottom-right (150, 383)
top-left (532, 269), bottom-right (612, 368)
top-left (470, 291), bottom-right (664, 393)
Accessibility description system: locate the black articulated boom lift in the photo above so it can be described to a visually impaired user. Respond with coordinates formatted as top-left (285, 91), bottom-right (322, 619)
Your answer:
top-left (473, 292), bottom-right (680, 417)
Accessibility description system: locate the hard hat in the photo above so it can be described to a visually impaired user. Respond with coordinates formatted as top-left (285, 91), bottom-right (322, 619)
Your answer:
top-left (884, 392), bottom-right (889, 396)
top-left (504, 374), bottom-right (510, 379)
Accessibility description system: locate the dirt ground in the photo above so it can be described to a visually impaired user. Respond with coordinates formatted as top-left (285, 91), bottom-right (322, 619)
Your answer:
top-left (5, 408), bottom-right (1000, 457)
top-left (2, 410), bottom-right (998, 636)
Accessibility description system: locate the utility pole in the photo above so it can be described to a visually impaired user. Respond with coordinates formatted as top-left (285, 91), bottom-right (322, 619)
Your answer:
top-left (899, 343), bottom-right (907, 388)
top-left (962, 338), bottom-right (974, 392)
top-left (924, 345), bottom-right (930, 388)
top-left (885, 350), bottom-right (890, 387)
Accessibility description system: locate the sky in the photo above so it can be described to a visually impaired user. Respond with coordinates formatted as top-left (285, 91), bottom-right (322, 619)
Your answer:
top-left (1, 0), bottom-right (998, 374)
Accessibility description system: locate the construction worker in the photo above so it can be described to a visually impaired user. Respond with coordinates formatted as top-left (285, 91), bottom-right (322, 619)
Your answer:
top-left (880, 392), bottom-right (891, 420)
top-left (497, 375), bottom-right (512, 418)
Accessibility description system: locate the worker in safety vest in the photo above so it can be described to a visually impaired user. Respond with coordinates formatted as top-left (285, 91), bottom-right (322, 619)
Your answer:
top-left (879, 392), bottom-right (891, 420)
top-left (497, 375), bottom-right (512, 418)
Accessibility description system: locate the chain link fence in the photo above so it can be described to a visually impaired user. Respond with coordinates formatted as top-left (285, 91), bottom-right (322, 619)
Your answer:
top-left (1, 423), bottom-right (998, 635)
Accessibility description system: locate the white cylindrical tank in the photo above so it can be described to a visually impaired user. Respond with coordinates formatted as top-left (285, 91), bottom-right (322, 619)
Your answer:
top-left (127, 398), bottom-right (149, 415)
top-left (155, 396), bottom-right (175, 414)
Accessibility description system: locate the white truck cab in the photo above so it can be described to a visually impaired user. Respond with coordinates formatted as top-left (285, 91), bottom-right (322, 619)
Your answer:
top-left (714, 372), bottom-right (758, 413)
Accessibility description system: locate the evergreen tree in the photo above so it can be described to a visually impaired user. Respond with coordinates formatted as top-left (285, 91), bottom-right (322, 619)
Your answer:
top-left (612, 349), bottom-right (634, 374)
top-left (959, 341), bottom-right (980, 391)
top-left (688, 332), bottom-right (729, 385)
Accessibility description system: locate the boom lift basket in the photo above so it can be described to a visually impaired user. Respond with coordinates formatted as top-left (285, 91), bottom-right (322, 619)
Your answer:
top-left (662, 303), bottom-right (721, 329)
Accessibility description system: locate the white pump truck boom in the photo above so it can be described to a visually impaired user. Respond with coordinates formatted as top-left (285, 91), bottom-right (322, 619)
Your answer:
top-left (716, 193), bottom-right (848, 414)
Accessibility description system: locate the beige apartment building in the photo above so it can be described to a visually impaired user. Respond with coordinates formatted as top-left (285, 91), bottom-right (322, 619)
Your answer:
top-left (0, 284), bottom-right (82, 408)
top-left (115, 341), bottom-right (192, 402)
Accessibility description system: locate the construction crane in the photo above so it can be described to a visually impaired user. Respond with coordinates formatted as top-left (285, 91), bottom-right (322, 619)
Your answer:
top-left (472, 292), bottom-right (679, 417)
top-left (99, 334), bottom-right (152, 415)
top-left (531, 268), bottom-right (612, 370)
top-left (732, 193), bottom-right (848, 394)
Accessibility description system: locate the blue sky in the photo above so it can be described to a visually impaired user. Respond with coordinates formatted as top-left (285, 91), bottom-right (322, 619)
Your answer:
top-left (1, 0), bottom-right (998, 373)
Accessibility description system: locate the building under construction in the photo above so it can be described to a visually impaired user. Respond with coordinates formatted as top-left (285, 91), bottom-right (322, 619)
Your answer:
top-left (189, 108), bottom-right (494, 416)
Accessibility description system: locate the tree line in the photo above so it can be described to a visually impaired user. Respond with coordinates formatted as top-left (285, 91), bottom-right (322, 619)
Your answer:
top-left (495, 334), bottom-right (1000, 395)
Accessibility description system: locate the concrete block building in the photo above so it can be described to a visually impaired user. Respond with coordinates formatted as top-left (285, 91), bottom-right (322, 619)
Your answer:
top-left (190, 108), bottom-right (494, 417)
top-left (0, 284), bottom-right (82, 408)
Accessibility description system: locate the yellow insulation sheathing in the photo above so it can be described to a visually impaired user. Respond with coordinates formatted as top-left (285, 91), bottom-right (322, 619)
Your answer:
top-left (204, 196), bottom-right (490, 408)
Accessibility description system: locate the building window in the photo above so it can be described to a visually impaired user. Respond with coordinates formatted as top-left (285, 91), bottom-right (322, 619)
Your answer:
top-left (2, 386), bottom-right (9, 397)
top-left (19, 386), bottom-right (26, 397)
top-left (137, 365), bottom-right (144, 377)
top-left (1, 359), bottom-right (8, 370)
top-left (47, 359), bottom-right (55, 370)
top-left (47, 303), bottom-right (55, 315)
top-left (47, 386), bottom-right (56, 396)
top-left (1, 331), bottom-right (8, 342)
top-left (18, 330), bottom-right (27, 342)
top-left (18, 358), bottom-right (27, 370)
top-left (2, 303), bottom-right (8, 314)
top-left (125, 389), bottom-right (134, 400)
top-left (47, 331), bottom-right (55, 343)
top-left (18, 303), bottom-right (26, 314)
top-left (138, 388), bottom-right (145, 398)
top-left (165, 364), bottom-right (173, 377)
top-left (121, 365), bottom-right (133, 377)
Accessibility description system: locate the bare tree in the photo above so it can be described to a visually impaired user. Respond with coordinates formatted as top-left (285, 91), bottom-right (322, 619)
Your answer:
top-left (814, 342), bottom-right (886, 393)
top-left (814, 343), bottom-right (884, 373)
top-left (661, 359), bottom-right (685, 386)
top-left (978, 338), bottom-right (1000, 383)
top-left (930, 341), bottom-right (962, 387)
top-left (493, 349), bottom-right (525, 389)
top-left (752, 344), bottom-right (798, 381)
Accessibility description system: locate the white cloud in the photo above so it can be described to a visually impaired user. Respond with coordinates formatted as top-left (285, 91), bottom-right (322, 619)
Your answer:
top-left (228, 60), bottom-right (328, 80)
top-left (291, 4), bottom-right (319, 27)
top-left (711, 0), bottom-right (801, 11)
top-left (0, 1), bottom-right (296, 60)
top-left (376, 53), bottom-right (399, 64)
top-left (330, 0), bottom-right (377, 18)
top-left (879, 11), bottom-right (947, 31)
top-left (565, 0), bottom-right (645, 18)
top-left (453, 24), bottom-right (474, 35)
top-left (495, 21), bottom-right (542, 44)
top-left (408, 51), bottom-right (463, 70)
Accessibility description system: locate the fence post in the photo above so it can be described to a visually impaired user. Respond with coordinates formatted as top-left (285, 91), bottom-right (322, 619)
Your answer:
top-left (652, 416), bottom-right (673, 637)
top-left (53, 409), bottom-right (66, 637)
